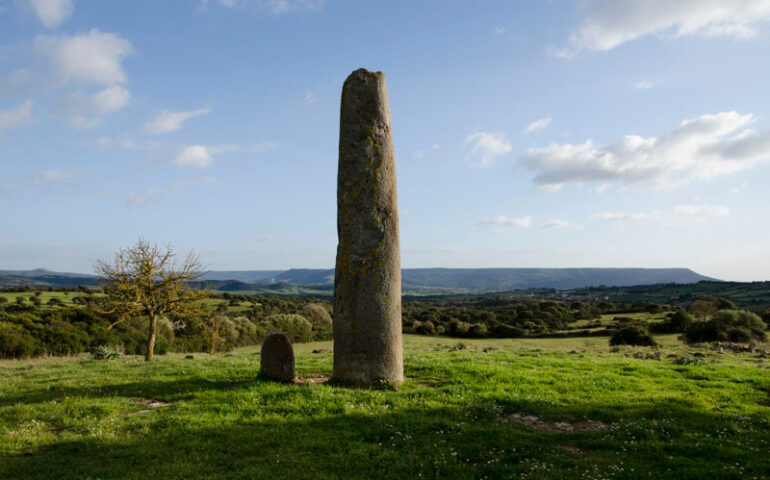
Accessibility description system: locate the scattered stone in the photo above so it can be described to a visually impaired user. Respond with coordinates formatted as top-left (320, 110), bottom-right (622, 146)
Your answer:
top-left (130, 398), bottom-right (171, 409)
top-left (332, 68), bottom-right (403, 386)
top-left (260, 332), bottom-right (295, 382)
top-left (125, 398), bottom-right (172, 416)
top-left (184, 355), bottom-right (194, 360)
top-left (312, 349), bottom-right (331, 354)
top-left (646, 351), bottom-right (662, 360)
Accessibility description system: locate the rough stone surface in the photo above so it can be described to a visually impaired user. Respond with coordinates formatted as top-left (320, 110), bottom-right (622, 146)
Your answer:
top-left (260, 332), bottom-right (295, 382)
top-left (332, 68), bottom-right (403, 385)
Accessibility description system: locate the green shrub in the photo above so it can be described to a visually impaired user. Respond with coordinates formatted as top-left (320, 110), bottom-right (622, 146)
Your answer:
top-left (683, 310), bottom-right (767, 344)
top-left (653, 310), bottom-right (694, 334)
top-left (302, 303), bottom-right (333, 340)
top-left (92, 344), bottom-right (124, 360)
top-left (610, 324), bottom-right (657, 347)
top-left (673, 353), bottom-right (702, 366)
top-left (263, 314), bottom-right (313, 343)
top-left (492, 324), bottom-right (525, 338)
top-left (0, 322), bottom-right (41, 358)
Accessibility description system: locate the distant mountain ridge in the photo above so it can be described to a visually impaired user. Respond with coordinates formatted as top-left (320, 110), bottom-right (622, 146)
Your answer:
top-left (259, 267), bottom-right (717, 291)
top-left (0, 267), bottom-right (717, 291)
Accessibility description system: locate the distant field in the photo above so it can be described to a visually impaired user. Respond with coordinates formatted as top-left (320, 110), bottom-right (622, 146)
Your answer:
top-left (1, 334), bottom-right (769, 479)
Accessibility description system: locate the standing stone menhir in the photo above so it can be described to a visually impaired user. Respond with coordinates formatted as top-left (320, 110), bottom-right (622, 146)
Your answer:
top-left (332, 68), bottom-right (404, 385)
top-left (260, 332), bottom-right (295, 382)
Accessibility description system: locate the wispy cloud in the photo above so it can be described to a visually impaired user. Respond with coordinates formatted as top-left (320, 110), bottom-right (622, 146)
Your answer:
top-left (303, 90), bottom-right (319, 106)
top-left (476, 215), bottom-right (532, 228)
top-left (591, 204), bottom-right (730, 226)
top-left (200, 0), bottom-right (325, 14)
top-left (145, 108), bottom-right (211, 134)
top-left (62, 85), bottom-right (130, 128)
top-left (0, 100), bottom-right (33, 131)
top-left (465, 130), bottom-right (512, 167)
top-left (523, 116), bottom-right (552, 135)
top-left (558, 0), bottom-right (770, 58)
top-left (540, 219), bottom-right (571, 229)
top-left (33, 167), bottom-right (76, 184)
top-left (633, 80), bottom-right (659, 89)
top-left (519, 111), bottom-right (770, 190)
top-left (411, 143), bottom-right (440, 160)
top-left (128, 176), bottom-right (217, 206)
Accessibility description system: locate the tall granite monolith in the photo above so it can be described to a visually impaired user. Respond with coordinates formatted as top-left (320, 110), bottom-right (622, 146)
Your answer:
top-left (332, 68), bottom-right (403, 385)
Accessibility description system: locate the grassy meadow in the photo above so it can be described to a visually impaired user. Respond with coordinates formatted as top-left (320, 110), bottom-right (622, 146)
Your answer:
top-left (1, 334), bottom-right (769, 479)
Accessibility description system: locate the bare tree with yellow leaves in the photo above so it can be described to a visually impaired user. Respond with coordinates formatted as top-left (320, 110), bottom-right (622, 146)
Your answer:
top-left (95, 239), bottom-right (209, 361)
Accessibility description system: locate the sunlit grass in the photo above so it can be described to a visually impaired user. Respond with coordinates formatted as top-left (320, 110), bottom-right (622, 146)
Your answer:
top-left (1, 334), bottom-right (769, 479)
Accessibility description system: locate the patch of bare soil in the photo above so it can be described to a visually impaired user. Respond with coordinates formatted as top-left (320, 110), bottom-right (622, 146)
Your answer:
top-left (502, 413), bottom-right (609, 433)
top-left (293, 374), bottom-right (330, 385)
top-left (125, 398), bottom-right (173, 416)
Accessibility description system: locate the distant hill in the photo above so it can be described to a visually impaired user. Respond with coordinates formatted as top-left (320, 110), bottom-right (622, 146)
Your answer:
top-left (202, 270), bottom-right (284, 283)
top-left (257, 267), bottom-right (716, 291)
top-left (1, 267), bottom-right (716, 291)
top-left (0, 269), bottom-right (99, 288)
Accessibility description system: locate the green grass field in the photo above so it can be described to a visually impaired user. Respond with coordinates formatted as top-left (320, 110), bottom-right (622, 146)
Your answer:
top-left (1, 334), bottom-right (769, 479)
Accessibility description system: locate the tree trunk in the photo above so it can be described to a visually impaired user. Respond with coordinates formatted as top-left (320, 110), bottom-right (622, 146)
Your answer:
top-left (145, 314), bottom-right (157, 362)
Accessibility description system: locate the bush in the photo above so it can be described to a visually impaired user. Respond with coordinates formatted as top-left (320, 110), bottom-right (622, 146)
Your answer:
top-left (302, 303), bottom-right (333, 340)
top-left (683, 310), bottom-right (767, 344)
top-left (610, 324), bottom-right (657, 347)
top-left (492, 324), bottom-right (525, 338)
top-left (0, 322), bottom-right (41, 358)
top-left (263, 314), bottom-right (313, 343)
top-left (92, 344), bottom-right (123, 360)
top-left (653, 310), bottom-right (694, 334)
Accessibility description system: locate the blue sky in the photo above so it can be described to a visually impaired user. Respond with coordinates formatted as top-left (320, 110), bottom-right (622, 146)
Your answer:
top-left (1, 0), bottom-right (770, 281)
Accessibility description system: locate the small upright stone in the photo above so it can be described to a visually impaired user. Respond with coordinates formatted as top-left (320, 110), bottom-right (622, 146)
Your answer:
top-left (333, 68), bottom-right (403, 385)
top-left (260, 332), bottom-right (295, 382)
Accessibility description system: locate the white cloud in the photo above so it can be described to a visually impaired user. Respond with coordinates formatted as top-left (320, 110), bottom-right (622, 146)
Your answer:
top-left (591, 204), bottom-right (730, 225)
top-left (1, 68), bottom-right (34, 91)
top-left (540, 219), bottom-right (570, 229)
top-left (728, 181), bottom-right (749, 194)
top-left (62, 84), bottom-right (130, 128)
top-left (33, 167), bottom-right (75, 184)
top-left (128, 176), bottom-right (217, 206)
top-left (173, 145), bottom-right (214, 169)
top-left (523, 116), bottom-right (552, 134)
top-left (519, 111), bottom-right (770, 190)
top-left (476, 215), bottom-right (532, 228)
top-left (465, 130), bottom-right (512, 167)
top-left (90, 85), bottom-right (129, 114)
top-left (28, 0), bottom-right (74, 28)
top-left (560, 0), bottom-right (770, 57)
top-left (411, 150), bottom-right (424, 159)
top-left (495, 26), bottom-right (505, 35)
top-left (0, 100), bottom-right (33, 130)
top-left (249, 142), bottom-right (277, 153)
top-left (144, 108), bottom-right (210, 134)
top-left (35, 29), bottom-right (134, 86)
top-left (633, 80), bottom-right (658, 89)
top-left (204, 0), bottom-right (324, 14)
top-left (303, 90), bottom-right (319, 106)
